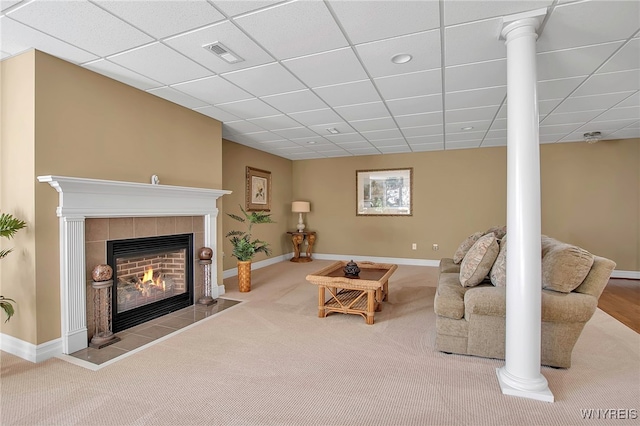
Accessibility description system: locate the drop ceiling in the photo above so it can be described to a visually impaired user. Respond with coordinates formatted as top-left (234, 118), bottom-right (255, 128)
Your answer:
top-left (1, 0), bottom-right (639, 160)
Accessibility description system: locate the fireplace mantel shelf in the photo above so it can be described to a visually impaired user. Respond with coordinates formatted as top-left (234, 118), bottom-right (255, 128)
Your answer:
top-left (38, 175), bottom-right (231, 355)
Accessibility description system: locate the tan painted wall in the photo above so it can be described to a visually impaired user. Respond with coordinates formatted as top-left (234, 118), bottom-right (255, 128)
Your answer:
top-left (292, 139), bottom-right (640, 271)
top-left (221, 140), bottom-right (293, 271)
top-left (1, 51), bottom-right (37, 342)
top-left (2, 50), bottom-right (224, 345)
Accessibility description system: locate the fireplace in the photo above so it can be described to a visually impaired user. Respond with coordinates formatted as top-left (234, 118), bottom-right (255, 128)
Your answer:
top-left (108, 234), bottom-right (194, 332)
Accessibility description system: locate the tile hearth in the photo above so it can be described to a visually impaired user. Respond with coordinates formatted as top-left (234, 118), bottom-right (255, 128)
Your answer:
top-left (64, 298), bottom-right (240, 369)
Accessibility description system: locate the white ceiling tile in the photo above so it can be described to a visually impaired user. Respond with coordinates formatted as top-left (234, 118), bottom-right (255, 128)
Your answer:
top-left (333, 141), bottom-right (375, 149)
top-left (282, 47), bottom-right (368, 88)
top-left (334, 102), bottom-right (390, 122)
top-left (1, 51), bottom-right (11, 59)
top-left (172, 76), bottom-right (252, 104)
top-left (1, 1), bottom-right (22, 12)
top-left (222, 62), bottom-right (305, 97)
top-left (163, 20), bottom-right (274, 74)
top-left (247, 114), bottom-right (301, 130)
top-left (608, 127), bottom-right (640, 139)
top-left (625, 120), bottom-right (640, 129)
top-left (485, 129), bottom-right (507, 139)
top-left (445, 59), bottom-right (507, 92)
top-left (539, 123), bottom-right (582, 135)
top-left (288, 108), bottom-right (343, 126)
top-left (215, 98), bottom-right (281, 119)
top-left (386, 94), bottom-right (443, 117)
top-left (402, 125), bottom-right (443, 137)
top-left (394, 112), bottom-right (443, 128)
top-left (446, 86), bottom-right (506, 110)
top-left (329, 0), bottom-right (440, 44)
top-left (377, 145), bottom-right (412, 154)
top-left (574, 69), bottom-right (640, 97)
top-left (539, 133), bottom-right (566, 143)
top-left (598, 38), bottom-right (640, 74)
top-left (223, 120), bottom-right (266, 135)
top-left (108, 43), bottom-right (212, 85)
top-left (444, 18), bottom-right (505, 66)
top-left (590, 106), bottom-right (640, 123)
top-left (195, 105), bottom-right (241, 122)
top-left (234, 0), bottom-right (348, 60)
top-left (490, 118), bottom-right (507, 130)
top-left (445, 131), bottom-right (487, 142)
top-left (537, 41), bottom-right (624, 81)
top-left (291, 137), bottom-right (333, 147)
top-left (408, 141), bottom-right (445, 151)
top-left (369, 138), bottom-right (408, 147)
top-left (361, 128), bottom-right (404, 141)
top-left (445, 140), bottom-right (482, 150)
top-left (314, 80), bottom-right (381, 107)
top-left (616, 92), bottom-right (640, 108)
top-left (539, 99), bottom-right (563, 115)
top-left (537, 76), bottom-right (586, 100)
top-left (447, 105), bottom-right (501, 123)
top-left (271, 127), bottom-right (319, 139)
top-left (147, 87), bottom-right (209, 109)
top-left (7, 0), bottom-right (153, 56)
top-left (261, 90), bottom-right (327, 114)
top-left (407, 135), bottom-right (444, 145)
top-left (0, 16), bottom-right (98, 63)
top-left (445, 120), bottom-right (491, 133)
top-left (93, 0), bottom-right (225, 39)
top-left (236, 131), bottom-right (284, 142)
top-left (345, 147), bottom-right (382, 155)
top-left (553, 92), bottom-right (636, 114)
top-left (578, 118), bottom-right (638, 133)
top-left (213, 1), bottom-right (283, 18)
top-left (541, 110), bottom-right (606, 126)
top-left (375, 69), bottom-right (442, 100)
top-left (324, 133), bottom-right (367, 144)
top-left (350, 117), bottom-right (397, 133)
top-left (83, 59), bottom-right (163, 90)
top-left (481, 138), bottom-right (507, 147)
top-left (356, 30), bottom-right (441, 78)
top-left (443, 1), bottom-right (552, 26)
top-left (537, 1), bottom-right (640, 52)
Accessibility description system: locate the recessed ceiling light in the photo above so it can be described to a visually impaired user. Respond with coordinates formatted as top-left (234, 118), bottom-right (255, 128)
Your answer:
top-left (203, 42), bottom-right (244, 64)
top-left (307, 141), bottom-right (317, 144)
top-left (391, 54), bottom-right (412, 64)
top-left (461, 126), bottom-right (474, 131)
top-left (583, 131), bottom-right (602, 144)
top-left (326, 128), bottom-right (340, 134)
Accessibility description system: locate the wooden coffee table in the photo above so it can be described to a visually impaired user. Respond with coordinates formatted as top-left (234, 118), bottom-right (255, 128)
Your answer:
top-left (305, 261), bottom-right (398, 325)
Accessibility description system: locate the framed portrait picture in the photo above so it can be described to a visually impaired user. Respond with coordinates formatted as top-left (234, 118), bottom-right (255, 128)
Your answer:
top-left (356, 168), bottom-right (413, 216)
top-left (246, 166), bottom-right (271, 211)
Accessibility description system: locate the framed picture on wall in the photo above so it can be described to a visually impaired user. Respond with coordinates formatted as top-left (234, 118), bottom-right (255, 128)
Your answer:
top-left (246, 166), bottom-right (271, 211)
top-left (356, 168), bottom-right (413, 216)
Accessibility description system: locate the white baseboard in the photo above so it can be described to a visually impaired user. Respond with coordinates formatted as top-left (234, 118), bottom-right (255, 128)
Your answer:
top-left (223, 254), bottom-right (291, 278)
top-left (0, 333), bottom-right (62, 363)
top-left (312, 253), bottom-right (440, 267)
top-left (611, 270), bottom-right (640, 280)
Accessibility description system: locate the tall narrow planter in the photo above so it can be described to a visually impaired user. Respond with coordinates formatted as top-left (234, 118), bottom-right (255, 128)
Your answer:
top-left (237, 260), bottom-right (252, 292)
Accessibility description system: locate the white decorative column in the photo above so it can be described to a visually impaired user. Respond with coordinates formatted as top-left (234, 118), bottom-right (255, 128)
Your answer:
top-left (38, 175), bottom-right (231, 355)
top-left (496, 9), bottom-right (554, 403)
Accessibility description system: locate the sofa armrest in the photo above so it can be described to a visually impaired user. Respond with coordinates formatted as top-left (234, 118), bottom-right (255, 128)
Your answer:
top-left (434, 273), bottom-right (466, 319)
top-left (439, 258), bottom-right (460, 274)
top-left (573, 256), bottom-right (616, 299)
top-left (541, 290), bottom-right (598, 323)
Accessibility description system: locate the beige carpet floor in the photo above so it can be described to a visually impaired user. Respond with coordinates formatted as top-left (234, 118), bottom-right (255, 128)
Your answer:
top-left (1, 260), bottom-right (638, 425)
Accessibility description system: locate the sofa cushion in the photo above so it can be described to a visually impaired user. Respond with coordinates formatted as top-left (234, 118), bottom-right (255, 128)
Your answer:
top-left (460, 233), bottom-right (500, 287)
top-left (485, 225), bottom-right (507, 240)
top-left (541, 238), bottom-right (595, 293)
top-left (490, 235), bottom-right (507, 287)
top-left (453, 231), bottom-right (483, 264)
top-left (439, 258), bottom-right (461, 274)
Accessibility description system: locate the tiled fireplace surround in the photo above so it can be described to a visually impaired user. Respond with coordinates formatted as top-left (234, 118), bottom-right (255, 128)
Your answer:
top-left (38, 176), bottom-right (230, 357)
top-left (85, 216), bottom-right (204, 341)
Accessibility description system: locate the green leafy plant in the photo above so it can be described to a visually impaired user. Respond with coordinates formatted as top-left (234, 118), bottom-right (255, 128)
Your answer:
top-left (1, 213), bottom-right (27, 322)
top-left (226, 205), bottom-right (275, 262)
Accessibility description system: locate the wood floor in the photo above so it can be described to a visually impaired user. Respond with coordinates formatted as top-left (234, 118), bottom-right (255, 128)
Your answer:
top-left (598, 278), bottom-right (640, 333)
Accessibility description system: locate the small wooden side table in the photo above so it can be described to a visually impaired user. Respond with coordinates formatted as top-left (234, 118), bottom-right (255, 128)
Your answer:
top-left (287, 231), bottom-right (316, 262)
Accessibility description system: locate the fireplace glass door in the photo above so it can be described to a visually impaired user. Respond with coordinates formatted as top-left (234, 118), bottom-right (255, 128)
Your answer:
top-left (108, 234), bottom-right (193, 332)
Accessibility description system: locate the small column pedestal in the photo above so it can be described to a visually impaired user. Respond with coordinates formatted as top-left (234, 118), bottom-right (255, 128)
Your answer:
top-left (89, 264), bottom-right (120, 349)
top-left (197, 247), bottom-right (217, 306)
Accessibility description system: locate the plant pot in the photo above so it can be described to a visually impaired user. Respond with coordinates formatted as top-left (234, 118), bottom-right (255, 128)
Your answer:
top-left (237, 260), bottom-right (252, 292)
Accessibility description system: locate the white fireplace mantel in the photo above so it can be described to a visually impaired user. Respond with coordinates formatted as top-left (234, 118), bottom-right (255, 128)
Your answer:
top-left (38, 175), bottom-right (231, 355)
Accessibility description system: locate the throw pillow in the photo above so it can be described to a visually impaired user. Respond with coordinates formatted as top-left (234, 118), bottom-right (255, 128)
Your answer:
top-left (460, 233), bottom-right (500, 287)
top-left (485, 225), bottom-right (507, 240)
top-left (542, 242), bottom-right (594, 293)
top-left (490, 234), bottom-right (507, 287)
top-left (453, 231), bottom-right (484, 264)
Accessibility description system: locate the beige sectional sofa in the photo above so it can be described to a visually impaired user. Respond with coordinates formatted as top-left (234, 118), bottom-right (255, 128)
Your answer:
top-left (434, 232), bottom-right (616, 368)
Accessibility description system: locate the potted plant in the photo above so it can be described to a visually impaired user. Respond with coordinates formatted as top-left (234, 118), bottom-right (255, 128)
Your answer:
top-left (0, 213), bottom-right (27, 322)
top-left (226, 205), bottom-right (275, 292)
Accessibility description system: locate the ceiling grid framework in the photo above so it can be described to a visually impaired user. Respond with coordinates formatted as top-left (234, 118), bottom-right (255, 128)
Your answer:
top-left (1, 0), bottom-right (638, 160)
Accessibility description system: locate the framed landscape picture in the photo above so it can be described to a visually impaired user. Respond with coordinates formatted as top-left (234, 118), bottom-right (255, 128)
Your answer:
top-left (246, 166), bottom-right (271, 211)
top-left (356, 168), bottom-right (412, 216)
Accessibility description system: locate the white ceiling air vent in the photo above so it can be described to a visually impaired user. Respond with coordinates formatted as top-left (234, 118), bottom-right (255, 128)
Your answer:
top-left (203, 42), bottom-right (244, 64)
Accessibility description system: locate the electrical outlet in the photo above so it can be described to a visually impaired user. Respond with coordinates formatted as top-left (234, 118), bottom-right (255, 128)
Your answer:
top-left (412, 243), bottom-right (417, 250)
top-left (432, 244), bottom-right (439, 251)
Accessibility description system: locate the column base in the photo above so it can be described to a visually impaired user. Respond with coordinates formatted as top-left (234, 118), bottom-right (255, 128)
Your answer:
top-left (496, 367), bottom-right (554, 402)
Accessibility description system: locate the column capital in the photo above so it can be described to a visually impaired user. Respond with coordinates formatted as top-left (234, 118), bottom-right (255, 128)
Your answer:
top-left (500, 8), bottom-right (547, 41)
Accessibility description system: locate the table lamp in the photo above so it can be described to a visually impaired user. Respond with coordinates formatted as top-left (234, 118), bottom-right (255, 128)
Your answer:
top-left (292, 201), bottom-right (310, 232)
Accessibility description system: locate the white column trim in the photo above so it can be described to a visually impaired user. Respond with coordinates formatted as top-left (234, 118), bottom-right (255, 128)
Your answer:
top-left (38, 175), bottom-right (231, 357)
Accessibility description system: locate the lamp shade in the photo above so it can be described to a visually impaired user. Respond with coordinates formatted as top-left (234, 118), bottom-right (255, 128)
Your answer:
top-left (291, 201), bottom-right (310, 213)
